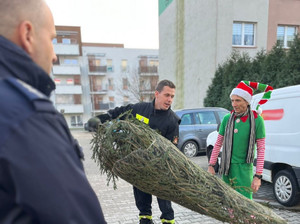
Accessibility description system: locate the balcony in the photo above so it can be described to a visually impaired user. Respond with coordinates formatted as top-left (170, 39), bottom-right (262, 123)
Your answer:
top-left (52, 65), bottom-right (81, 75)
top-left (56, 104), bottom-right (84, 114)
top-left (54, 44), bottom-right (80, 55)
top-left (140, 90), bottom-right (155, 95)
top-left (138, 66), bottom-right (158, 75)
top-left (90, 84), bottom-right (108, 94)
top-left (55, 85), bottom-right (82, 94)
top-left (88, 65), bottom-right (107, 75)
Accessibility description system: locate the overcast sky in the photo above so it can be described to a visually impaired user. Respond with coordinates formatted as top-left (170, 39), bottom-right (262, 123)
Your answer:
top-left (45, 0), bottom-right (159, 49)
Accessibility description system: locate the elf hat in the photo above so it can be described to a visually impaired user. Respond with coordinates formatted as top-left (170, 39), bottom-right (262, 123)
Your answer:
top-left (230, 80), bottom-right (273, 114)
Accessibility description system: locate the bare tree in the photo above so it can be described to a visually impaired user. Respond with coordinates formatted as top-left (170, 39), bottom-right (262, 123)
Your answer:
top-left (117, 68), bottom-right (157, 104)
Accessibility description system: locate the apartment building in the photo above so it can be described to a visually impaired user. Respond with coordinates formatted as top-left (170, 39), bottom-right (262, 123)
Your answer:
top-left (51, 26), bottom-right (84, 128)
top-left (81, 43), bottom-right (159, 120)
top-left (158, 0), bottom-right (300, 109)
top-left (51, 26), bottom-right (159, 128)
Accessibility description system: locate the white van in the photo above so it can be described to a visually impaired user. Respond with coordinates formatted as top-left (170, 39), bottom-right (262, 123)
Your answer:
top-left (251, 85), bottom-right (300, 207)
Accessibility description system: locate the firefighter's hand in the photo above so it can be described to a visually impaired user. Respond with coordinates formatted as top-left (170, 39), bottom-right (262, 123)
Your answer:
top-left (251, 176), bottom-right (261, 193)
top-left (207, 165), bottom-right (216, 175)
top-left (87, 117), bottom-right (101, 131)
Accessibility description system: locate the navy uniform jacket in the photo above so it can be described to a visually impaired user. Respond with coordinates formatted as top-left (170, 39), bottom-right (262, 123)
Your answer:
top-left (0, 35), bottom-right (106, 223)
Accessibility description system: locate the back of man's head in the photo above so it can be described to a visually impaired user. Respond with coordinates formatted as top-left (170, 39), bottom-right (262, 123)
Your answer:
top-left (0, 0), bottom-right (57, 75)
top-left (0, 0), bottom-right (45, 39)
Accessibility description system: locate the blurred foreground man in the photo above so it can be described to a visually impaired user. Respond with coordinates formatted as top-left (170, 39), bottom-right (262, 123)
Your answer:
top-left (0, 0), bottom-right (106, 223)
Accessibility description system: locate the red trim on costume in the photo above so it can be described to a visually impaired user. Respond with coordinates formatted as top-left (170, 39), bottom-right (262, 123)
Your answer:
top-left (240, 110), bottom-right (258, 122)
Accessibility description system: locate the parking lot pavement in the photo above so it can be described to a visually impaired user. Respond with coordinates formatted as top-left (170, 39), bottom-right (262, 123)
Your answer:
top-left (73, 130), bottom-right (300, 224)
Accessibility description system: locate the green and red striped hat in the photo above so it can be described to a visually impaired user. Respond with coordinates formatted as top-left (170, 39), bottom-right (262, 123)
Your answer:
top-left (230, 80), bottom-right (273, 114)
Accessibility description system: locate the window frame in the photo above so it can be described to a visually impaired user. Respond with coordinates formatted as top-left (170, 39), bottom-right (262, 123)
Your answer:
top-left (277, 25), bottom-right (297, 49)
top-left (232, 22), bottom-right (256, 47)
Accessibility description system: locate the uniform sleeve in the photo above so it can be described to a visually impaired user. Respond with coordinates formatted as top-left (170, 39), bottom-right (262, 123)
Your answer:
top-left (96, 104), bottom-right (134, 123)
top-left (108, 104), bottom-right (134, 119)
top-left (1, 113), bottom-right (106, 223)
top-left (165, 116), bottom-right (180, 146)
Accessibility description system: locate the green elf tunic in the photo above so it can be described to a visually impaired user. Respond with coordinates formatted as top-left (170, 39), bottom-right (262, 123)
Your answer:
top-left (219, 111), bottom-right (265, 199)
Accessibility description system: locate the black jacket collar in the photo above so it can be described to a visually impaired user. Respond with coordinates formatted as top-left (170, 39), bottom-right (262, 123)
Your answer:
top-left (152, 99), bottom-right (171, 114)
top-left (0, 35), bottom-right (55, 97)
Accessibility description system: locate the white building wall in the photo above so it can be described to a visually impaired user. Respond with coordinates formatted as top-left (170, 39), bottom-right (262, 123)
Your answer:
top-left (159, 0), bottom-right (269, 109)
top-left (159, 1), bottom-right (177, 83)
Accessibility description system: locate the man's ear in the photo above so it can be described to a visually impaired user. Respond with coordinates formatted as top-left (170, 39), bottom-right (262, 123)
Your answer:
top-left (18, 21), bottom-right (35, 55)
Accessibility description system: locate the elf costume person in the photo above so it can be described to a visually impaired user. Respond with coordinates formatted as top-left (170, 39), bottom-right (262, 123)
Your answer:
top-left (208, 81), bottom-right (273, 199)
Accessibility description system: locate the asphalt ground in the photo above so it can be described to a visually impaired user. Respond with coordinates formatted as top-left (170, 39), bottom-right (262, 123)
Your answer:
top-left (73, 130), bottom-right (300, 224)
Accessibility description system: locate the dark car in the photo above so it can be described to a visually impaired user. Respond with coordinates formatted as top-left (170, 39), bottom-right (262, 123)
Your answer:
top-left (175, 107), bottom-right (229, 157)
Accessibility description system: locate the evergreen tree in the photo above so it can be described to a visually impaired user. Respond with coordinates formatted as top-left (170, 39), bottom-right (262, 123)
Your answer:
top-left (204, 36), bottom-right (300, 109)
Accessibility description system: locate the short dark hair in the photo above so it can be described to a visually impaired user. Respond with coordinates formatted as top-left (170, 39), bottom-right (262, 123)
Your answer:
top-left (155, 80), bottom-right (176, 92)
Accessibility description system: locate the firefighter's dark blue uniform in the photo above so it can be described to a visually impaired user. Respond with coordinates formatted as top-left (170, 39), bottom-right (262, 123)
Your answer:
top-left (97, 100), bottom-right (180, 223)
top-left (0, 35), bottom-right (106, 223)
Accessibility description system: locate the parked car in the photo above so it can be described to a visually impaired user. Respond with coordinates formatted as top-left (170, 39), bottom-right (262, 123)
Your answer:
top-left (175, 107), bottom-right (229, 158)
top-left (251, 85), bottom-right (300, 207)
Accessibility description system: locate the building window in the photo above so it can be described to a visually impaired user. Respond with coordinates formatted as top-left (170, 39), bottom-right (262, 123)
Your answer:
top-left (121, 59), bottom-right (128, 72)
top-left (56, 95), bottom-right (73, 104)
top-left (107, 59), bottom-right (113, 72)
top-left (55, 94), bottom-right (81, 104)
top-left (63, 59), bottom-right (78, 65)
top-left (89, 76), bottom-right (104, 92)
top-left (71, 115), bottom-right (83, 127)
top-left (66, 78), bottom-right (74, 85)
top-left (123, 78), bottom-right (128, 90)
top-left (232, 22), bottom-right (255, 46)
top-left (149, 60), bottom-right (159, 67)
top-left (108, 78), bottom-right (114, 90)
top-left (52, 38), bottom-right (57, 44)
top-left (88, 56), bottom-right (107, 73)
top-left (277, 26), bottom-right (297, 48)
top-left (109, 96), bottom-right (115, 108)
top-left (62, 38), bottom-right (71, 44)
top-left (123, 96), bottom-right (129, 106)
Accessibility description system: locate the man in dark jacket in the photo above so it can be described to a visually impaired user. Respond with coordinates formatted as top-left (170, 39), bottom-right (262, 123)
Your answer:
top-left (89, 80), bottom-right (180, 224)
top-left (0, 0), bottom-right (106, 223)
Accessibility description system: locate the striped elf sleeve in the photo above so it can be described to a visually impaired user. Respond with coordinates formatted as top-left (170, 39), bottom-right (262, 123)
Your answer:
top-left (255, 138), bottom-right (266, 174)
top-left (209, 134), bottom-right (224, 165)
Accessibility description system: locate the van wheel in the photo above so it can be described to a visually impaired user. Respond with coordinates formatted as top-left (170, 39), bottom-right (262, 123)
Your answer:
top-left (182, 141), bottom-right (198, 158)
top-left (273, 170), bottom-right (300, 206)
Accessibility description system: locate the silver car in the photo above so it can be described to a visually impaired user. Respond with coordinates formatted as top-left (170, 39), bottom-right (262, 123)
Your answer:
top-left (175, 107), bottom-right (229, 157)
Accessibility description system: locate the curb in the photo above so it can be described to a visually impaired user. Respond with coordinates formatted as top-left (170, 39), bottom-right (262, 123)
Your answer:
top-left (254, 198), bottom-right (300, 212)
